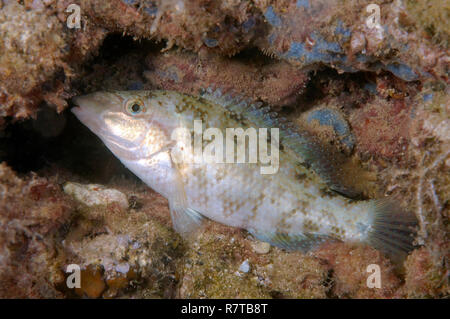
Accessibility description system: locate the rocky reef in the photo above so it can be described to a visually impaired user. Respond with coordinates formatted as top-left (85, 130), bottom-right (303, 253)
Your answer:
top-left (0, 0), bottom-right (448, 298)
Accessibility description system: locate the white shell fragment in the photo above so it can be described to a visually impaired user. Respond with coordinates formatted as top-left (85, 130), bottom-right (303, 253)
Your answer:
top-left (63, 182), bottom-right (129, 209)
top-left (251, 241), bottom-right (271, 254)
top-left (238, 259), bottom-right (250, 273)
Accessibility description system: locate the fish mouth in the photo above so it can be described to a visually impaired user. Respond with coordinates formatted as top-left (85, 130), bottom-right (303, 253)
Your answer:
top-left (71, 94), bottom-right (138, 158)
top-left (71, 95), bottom-right (106, 136)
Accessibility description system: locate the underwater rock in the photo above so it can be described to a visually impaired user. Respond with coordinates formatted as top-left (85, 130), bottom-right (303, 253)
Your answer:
top-left (251, 241), bottom-right (271, 255)
top-left (79, 0), bottom-right (448, 83)
top-left (0, 0), bottom-right (106, 119)
top-left (314, 243), bottom-right (401, 298)
top-left (62, 181), bottom-right (185, 298)
top-left (63, 182), bottom-right (129, 209)
top-left (305, 107), bottom-right (355, 152)
top-left (264, 250), bottom-right (330, 298)
top-left (254, 0), bottom-right (448, 82)
top-left (144, 49), bottom-right (309, 108)
top-left (80, 0), bottom-right (263, 56)
top-left (1, 0), bottom-right (448, 120)
top-left (0, 163), bottom-right (72, 298)
top-left (403, 247), bottom-right (449, 298)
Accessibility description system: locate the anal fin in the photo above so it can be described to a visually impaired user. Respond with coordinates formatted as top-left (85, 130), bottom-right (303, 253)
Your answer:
top-left (248, 229), bottom-right (337, 253)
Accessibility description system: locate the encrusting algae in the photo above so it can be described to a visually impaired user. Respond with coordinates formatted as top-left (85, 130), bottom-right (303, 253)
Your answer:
top-left (72, 89), bottom-right (418, 262)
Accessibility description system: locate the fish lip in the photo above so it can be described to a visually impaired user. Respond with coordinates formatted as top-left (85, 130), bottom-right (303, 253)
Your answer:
top-left (70, 105), bottom-right (82, 116)
top-left (70, 97), bottom-right (105, 136)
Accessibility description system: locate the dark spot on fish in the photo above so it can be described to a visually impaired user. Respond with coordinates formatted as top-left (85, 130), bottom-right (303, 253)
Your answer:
top-left (144, 91), bottom-right (155, 99)
top-left (298, 161), bottom-right (311, 169)
top-left (319, 187), bottom-right (338, 198)
top-left (228, 111), bottom-right (243, 122)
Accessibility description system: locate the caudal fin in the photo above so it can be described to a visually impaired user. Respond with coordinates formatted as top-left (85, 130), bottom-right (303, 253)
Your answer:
top-left (365, 199), bottom-right (418, 263)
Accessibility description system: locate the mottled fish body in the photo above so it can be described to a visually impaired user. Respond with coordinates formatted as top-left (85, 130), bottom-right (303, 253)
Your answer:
top-left (72, 90), bottom-right (417, 260)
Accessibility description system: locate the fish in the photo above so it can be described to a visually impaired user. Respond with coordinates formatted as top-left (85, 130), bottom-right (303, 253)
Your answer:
top-left (72, 89), bottom-right (417, 261)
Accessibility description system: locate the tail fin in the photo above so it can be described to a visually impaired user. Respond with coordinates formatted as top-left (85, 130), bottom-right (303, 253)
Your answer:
top-left (365, 199), bottom-right (418, 263)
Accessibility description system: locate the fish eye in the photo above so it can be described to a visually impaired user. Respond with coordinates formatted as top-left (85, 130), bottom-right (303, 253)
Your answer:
top-left (125, 99), bottom-right (146, 116)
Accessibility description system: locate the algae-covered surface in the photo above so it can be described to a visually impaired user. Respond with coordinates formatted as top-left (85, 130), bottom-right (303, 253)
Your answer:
top-left (0, 0), bottom-right (448, 299)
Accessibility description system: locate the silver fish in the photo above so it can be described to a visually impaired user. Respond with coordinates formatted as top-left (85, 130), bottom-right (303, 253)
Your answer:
top-left (72, 89), bottom-right (417, 260)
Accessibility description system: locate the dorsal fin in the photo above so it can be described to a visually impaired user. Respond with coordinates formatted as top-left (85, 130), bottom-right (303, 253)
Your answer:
top-left (199, 87), bottom-right (366, 198)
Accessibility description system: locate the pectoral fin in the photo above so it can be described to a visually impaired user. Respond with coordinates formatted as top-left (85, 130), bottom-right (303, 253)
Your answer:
top-left (169, 201), bottom-right (204, 238)
top-left (167, 151), bottom-right (204, 238)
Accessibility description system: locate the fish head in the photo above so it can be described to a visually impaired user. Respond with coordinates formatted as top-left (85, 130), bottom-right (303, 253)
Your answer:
top-left (72, 91), bottom-right (171, 161)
